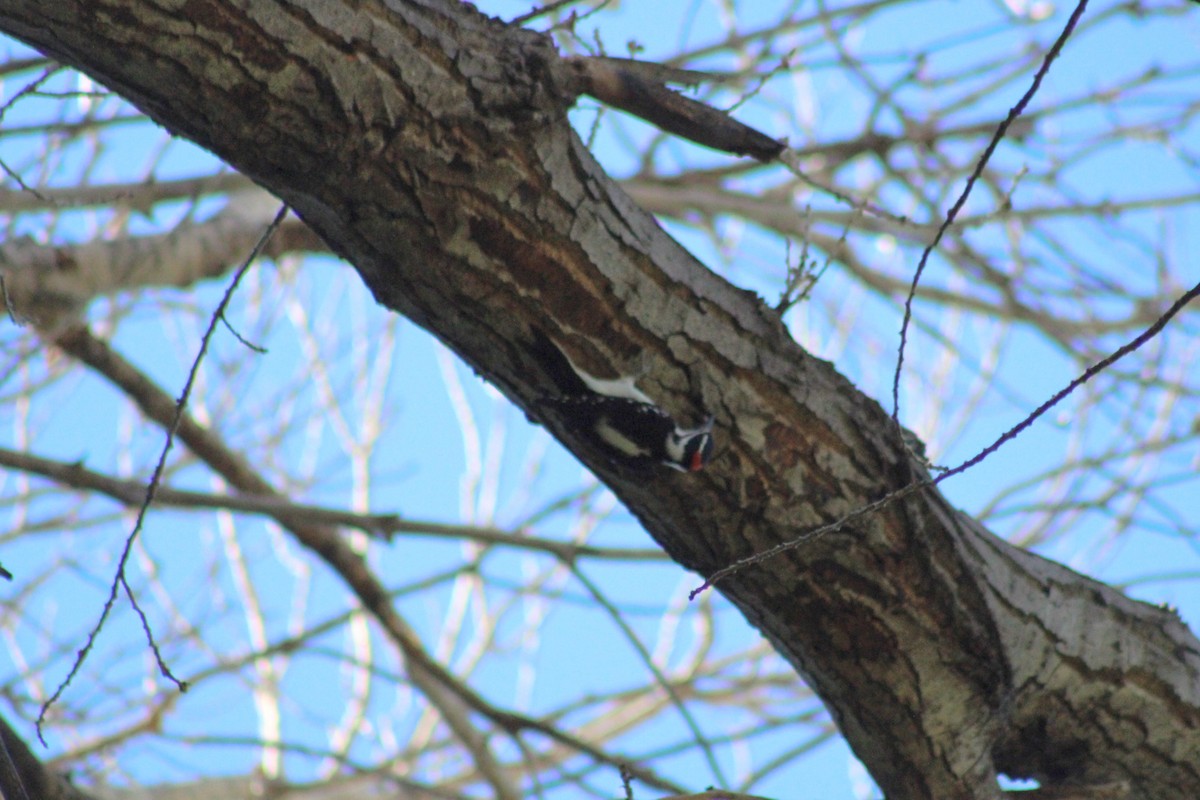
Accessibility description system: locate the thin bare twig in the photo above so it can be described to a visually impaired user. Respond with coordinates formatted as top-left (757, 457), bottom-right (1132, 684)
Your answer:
top-left (891, 0), bottom-right (1090, 421)
top-left (36, 204), bottom-right (290, 744)
top-left (571, 565), bottom-right (728, 788)
top-left (509, 0), bottom-right (586, 26)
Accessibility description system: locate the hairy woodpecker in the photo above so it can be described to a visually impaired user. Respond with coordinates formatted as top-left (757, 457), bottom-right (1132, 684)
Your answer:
top-left (531, 329), bottom-right (715, 472)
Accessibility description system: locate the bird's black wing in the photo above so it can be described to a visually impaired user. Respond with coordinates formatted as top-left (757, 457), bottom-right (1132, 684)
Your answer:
top-left (543, 395), bottom-right (675, 467)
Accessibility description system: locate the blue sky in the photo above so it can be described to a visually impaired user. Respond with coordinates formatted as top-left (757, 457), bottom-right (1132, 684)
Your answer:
top-left (2, 1), bottom-right (1199, 798)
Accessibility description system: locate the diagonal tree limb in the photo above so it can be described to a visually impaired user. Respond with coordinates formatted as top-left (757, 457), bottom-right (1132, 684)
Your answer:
top-left (0, 1), bottom-right (1197, 796)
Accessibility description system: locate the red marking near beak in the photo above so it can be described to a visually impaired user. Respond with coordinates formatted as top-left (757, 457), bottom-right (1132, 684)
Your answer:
top-left (689, 450), bottom-right (705, 472)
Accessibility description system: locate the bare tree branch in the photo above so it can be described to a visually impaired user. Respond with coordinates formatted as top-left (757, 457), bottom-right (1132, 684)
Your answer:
top-left (0, 190), bottom-right (322, 327)
top-left (0, 445), bottom-right (666, 561)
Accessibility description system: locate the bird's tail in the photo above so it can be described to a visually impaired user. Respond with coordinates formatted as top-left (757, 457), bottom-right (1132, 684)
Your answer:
top-left (529, 327), bottom-right (592, 396)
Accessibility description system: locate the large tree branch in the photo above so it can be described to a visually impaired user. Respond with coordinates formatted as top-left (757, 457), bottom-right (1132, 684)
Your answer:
top-left (1, 2), bottom-right (1197, 798)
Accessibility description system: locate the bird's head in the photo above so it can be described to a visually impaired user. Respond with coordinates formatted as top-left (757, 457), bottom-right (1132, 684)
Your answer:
top-left (667, 416), bottom-right (715, 472)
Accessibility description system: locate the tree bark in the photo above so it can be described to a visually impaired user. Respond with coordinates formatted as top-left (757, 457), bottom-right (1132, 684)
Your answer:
top-left (0, 716), bottom-right (93, 800)
top-left (1, 1), bottom-right (1197, 798)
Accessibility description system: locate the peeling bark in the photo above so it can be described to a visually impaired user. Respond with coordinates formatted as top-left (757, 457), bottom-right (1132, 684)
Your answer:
top-left (0, 2), bottom-right (1197, 798)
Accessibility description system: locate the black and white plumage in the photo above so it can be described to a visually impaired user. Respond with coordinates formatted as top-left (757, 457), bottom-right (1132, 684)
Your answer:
top-left (531, 329), bottom-right (715, 473)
